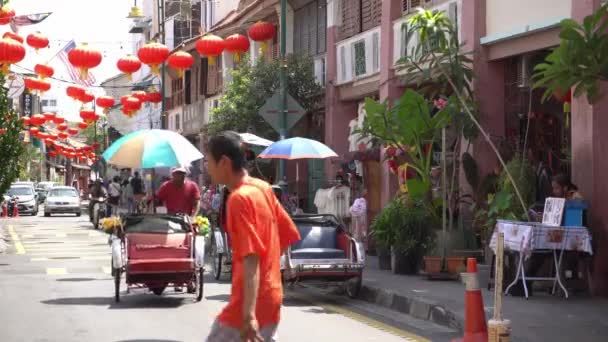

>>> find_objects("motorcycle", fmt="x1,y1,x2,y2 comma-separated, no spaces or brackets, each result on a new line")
90,196,108,230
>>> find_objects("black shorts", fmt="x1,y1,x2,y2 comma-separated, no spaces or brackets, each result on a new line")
108,196,120,205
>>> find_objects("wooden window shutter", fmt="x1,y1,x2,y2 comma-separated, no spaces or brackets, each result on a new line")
206,59,217,95
339,0,361,40
200,58,207,95
308,3,318,55
361,0,381,32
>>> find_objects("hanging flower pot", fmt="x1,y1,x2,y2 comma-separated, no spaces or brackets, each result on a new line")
67,42,102,80
224,34,250,63
0,37,25,73
0,6,15,25
195,34,225,66
167,51,194,77
34,64,54,79
248,21,275,54
116,55,142,80
137,42,169,75
26,32,49,52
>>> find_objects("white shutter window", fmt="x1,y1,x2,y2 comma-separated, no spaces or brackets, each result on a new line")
447,1,460,43
372,31,380,72
339,45,346,83
408,28,419,59
314,56,326,85
400,22,409,58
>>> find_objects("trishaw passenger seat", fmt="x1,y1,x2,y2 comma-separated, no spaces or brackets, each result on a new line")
290,224,347,260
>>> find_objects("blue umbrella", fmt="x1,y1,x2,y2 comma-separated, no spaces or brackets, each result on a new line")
257,137,338,160
102,129,204,168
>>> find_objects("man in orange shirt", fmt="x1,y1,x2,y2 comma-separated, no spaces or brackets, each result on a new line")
205,131,301,342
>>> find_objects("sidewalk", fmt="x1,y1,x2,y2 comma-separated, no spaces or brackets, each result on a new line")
360,256,608,342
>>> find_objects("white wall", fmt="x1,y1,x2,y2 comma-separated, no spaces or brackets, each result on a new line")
486,0,571,38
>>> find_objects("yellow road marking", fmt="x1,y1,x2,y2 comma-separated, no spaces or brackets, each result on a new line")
7,225,25,254
287,292,430,342
46,267,67,275
102,266,111,274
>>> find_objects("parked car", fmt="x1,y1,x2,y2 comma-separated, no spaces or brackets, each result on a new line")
6,185,39,216
37,181,58,191
44,186,81,217
12,181,39,204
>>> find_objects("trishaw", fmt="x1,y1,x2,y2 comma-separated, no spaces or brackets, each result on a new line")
109,214,205,302
282,214,365,298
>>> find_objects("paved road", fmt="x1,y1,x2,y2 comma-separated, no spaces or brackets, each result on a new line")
0,211,457,342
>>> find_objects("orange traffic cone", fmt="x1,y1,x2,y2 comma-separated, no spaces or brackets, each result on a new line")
12,204,19,218
453,258,488,342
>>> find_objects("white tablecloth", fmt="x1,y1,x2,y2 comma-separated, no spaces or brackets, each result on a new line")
490,220,593,258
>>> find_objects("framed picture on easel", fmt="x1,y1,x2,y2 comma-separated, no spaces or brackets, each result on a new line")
542,197,566,227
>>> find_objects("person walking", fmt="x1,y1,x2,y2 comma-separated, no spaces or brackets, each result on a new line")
205,131,301,342
108,177,122,216
130,171,146,213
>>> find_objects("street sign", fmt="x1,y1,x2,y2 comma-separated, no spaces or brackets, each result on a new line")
22,92,33,117
259,90,306,133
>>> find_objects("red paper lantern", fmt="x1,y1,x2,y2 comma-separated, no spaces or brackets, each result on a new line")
22,116,31,126
58,132,68,139
79,90,95,103
0,38,26,72
49,151,57,158
131,91,147,103
34,64,54,79
43,112,55,121
66,85,85,100
0,6,15,25
96,96,115,113
147,91,162,104
38,132,49,140
29,127,39,134
2,32,23,44
68,128,78,136
137,42,169,75
116,55,142,80
79,156,87,162
48,132,58,140
123,96,141,116
248,21,275,53
77,121,88,129
38,79,51,93
67,43,102,80
554,88,572,103
195,34,225,66
30,113,46,125
44,139,54,146
224,34,250,62
80,109,97,122
53,115,65,124
26,32,49,51
167,51,194,77
57,123,68,131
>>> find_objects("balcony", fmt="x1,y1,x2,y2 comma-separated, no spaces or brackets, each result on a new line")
181,100,205,137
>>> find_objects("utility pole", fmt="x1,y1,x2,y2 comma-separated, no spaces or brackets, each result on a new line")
279,0,287,184
159,0,166,130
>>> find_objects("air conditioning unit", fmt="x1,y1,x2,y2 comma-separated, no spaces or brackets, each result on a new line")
517,54,532,89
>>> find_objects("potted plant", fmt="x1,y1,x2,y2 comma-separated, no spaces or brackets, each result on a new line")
369,202,396,270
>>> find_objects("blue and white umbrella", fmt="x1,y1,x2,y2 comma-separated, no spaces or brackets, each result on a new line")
258,137,338,160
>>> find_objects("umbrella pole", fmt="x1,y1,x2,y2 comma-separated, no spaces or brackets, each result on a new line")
151,168,156,214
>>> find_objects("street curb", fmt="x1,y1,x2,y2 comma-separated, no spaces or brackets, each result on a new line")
359,283,464,333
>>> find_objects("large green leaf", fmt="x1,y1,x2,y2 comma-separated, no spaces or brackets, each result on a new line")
406,178,430,202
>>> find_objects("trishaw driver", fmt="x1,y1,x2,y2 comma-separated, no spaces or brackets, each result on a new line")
155,166,201,218
205,131,301,342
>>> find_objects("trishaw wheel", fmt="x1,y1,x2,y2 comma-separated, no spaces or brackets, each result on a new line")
114,268,121,302
345,276,362,299
196,268,204,302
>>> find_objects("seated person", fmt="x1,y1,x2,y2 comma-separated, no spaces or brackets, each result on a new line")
529,173,583,221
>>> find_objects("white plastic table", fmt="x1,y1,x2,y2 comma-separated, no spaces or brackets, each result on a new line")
490,220,593,299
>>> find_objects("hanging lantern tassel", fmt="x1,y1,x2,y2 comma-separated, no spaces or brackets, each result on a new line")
151,64,160,75
259,41,268,55
79,68,88,80
208,56,215,66
234,52,240,63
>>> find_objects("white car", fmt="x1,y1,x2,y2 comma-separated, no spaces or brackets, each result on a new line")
44,186,81,217
6,185,39,216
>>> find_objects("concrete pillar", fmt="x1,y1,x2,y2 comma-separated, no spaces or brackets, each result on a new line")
378,0,403,206
325,0,357,177
571,0,608,296
462,0,506,177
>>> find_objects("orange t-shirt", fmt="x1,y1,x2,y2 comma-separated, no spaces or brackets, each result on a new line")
218,177,301,329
